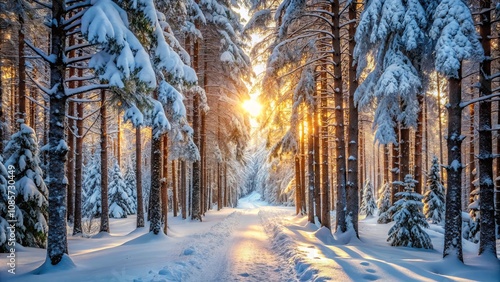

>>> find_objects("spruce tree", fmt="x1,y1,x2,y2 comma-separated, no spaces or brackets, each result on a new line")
3,124,48,248
423,156,445,224
360,180,377,217
108,159,133,218
83,152,102,219
387,174,432,249
377,181,392,224
123,158,137,214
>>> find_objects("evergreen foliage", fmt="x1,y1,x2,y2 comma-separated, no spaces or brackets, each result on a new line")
467,185,480,243
2,124,48,248
423,156,445,224
377,182,392,224
123,158,137,214
108,159,134,218
360,180,377,217
387,174,432,249
83,152,102,219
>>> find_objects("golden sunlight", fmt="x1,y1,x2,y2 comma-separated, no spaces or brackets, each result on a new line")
242,98,262,118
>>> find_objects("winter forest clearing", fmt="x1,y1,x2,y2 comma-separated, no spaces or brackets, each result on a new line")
1,0,500,281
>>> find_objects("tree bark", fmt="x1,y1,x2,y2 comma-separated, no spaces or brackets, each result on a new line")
443,71,463,262
468,103,475,212
320,65,330,229
300,121,306,214
46,0,69,264
477,0,496,256
400,127,410,190
391,127,400,204
100,89,109,233
414,94,424,194
73,92,83,235
162,135,169,234
181,160,187,219
149,128,163,234
172,160,178,217
18,13,26,125
308,106,315,223
295,154,301,215
136,127,144,228
346,0,359,237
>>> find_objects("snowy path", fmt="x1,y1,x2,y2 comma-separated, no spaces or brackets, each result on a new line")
216,208,294,282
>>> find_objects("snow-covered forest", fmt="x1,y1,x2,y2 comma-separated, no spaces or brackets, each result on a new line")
0,0,499,281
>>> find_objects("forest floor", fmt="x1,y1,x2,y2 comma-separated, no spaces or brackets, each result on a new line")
1,192,499,282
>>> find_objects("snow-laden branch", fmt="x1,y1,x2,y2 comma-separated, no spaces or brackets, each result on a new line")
65,1,91,15
65,84,109,97
460,92,500,108
27,72,55,96
26,95,49,111
66,75,97,82
66,54,93,65
24,40,54,63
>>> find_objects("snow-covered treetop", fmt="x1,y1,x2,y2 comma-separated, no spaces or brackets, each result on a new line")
429,0,483,78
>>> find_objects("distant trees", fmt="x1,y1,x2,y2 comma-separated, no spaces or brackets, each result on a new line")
360,180,376,217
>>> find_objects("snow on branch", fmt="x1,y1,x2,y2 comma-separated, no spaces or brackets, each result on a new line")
65,84,110,97
24,40,53,64
460,92,500,108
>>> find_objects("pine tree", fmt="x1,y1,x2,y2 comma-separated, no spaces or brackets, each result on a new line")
377,182,392,224
3,124,48,248
423,156,445,224
360,180,377,217
387,174,432,249
83,152,101,219
108,159,133,218
467,185,480,243
123,158,137,214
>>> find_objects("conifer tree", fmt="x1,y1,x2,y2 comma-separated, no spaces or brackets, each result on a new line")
467,186,480,243
423,156,445,224
3,124,48,248
360,180,377,217
377,182,392,224
108,159,133,218
83,152,102,219
387,174,432,249
123,158,137,214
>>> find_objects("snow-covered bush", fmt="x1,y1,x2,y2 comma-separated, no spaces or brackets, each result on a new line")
360,180,377,217
123,158,137,214
387,174,432,249
377,182,392,224
423,156,445,224
3,124,48,248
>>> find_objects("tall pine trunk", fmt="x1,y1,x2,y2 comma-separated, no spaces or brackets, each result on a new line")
150,129,163,234
100,89,109,233
443,71,463,262
295,154,302,215
320,65,330,229
308,106,315,223
414,94,424,194
468,103,475,212
162,135,169,234
300,121,307,214
172,160,178,217
73,92,84,235
46,0,69,264
346,0,359,236
477,0,496,256
136,127,145,227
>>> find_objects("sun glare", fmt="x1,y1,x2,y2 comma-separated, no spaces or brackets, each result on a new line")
242,99,262,118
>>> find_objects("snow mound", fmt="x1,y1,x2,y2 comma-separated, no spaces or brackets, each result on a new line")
122,231,169,245
31,255,76,275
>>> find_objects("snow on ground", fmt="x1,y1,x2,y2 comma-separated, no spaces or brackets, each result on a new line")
1,191,499,281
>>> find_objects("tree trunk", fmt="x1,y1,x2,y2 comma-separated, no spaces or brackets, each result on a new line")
300,121,307,214
224,163,228,207
46,0,69,264
201,111,206,214
414,94,424,194
100,89,109,233
73,92,83,235
67,97,75,224
136,127,145,228
391,127,400,204
162,135,169,234
436,73,445,181
172,160,178,217
383,145,389,184
400,127,410,190
117,111,121,167
443,71,463,262
320,65,330,229
477,0,496,256
217,162,222,210
346,0,359,237
295,154,301,215
314,96,321,223
0,27,3,153
468,104,475,212
181,160,187,219
308,106,315,223
149,128,163,234
18,14,26,125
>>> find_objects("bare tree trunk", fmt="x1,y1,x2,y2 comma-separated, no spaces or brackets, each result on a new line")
391,127,400,205
400,127,410,189
224,163,228,207
477,0,496,256
295,154,301,215
443,70,463,262
383,145,389,184
300,121,306,214
436,73,445,181
149,128,163,234
162,135,169,234
320,64,330,229
117,111,121,167
308,106,315,223
181,161,187,219
217,162,222,210
18,14,26,125
468,104,475,212
73,92,84,235
136,127,145,228
201,111,206,215
314,97,321,223
414,94,424,194
346,0,359,236
67,96,75,224
172,160,178,217
100,89,109,233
